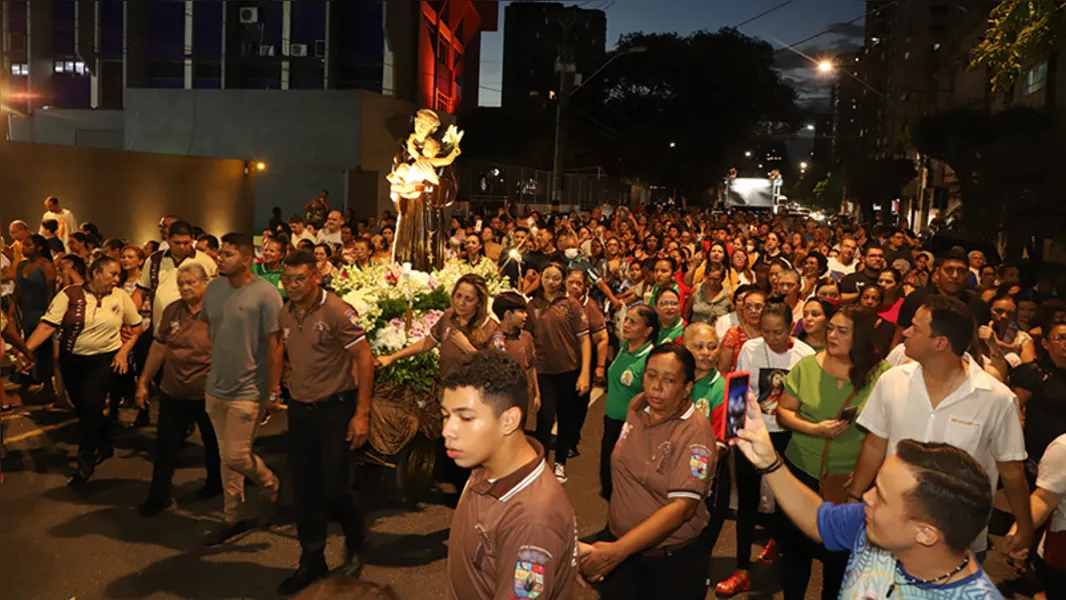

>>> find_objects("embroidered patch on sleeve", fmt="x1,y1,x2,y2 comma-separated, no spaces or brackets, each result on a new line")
513,545,550,599
689,445,712,480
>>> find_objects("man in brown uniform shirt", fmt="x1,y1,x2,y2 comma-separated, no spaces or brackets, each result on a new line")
272,251,375,596
490,291,540,429
442,352,578,600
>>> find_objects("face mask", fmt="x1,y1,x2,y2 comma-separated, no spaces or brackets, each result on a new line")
564,248,579,260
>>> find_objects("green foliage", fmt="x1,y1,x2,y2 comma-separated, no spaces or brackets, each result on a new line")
414,287,452,313
811,176,845,213
911,107,1066,258
970,0,1062,91
376,352,439,395
376,298,411,327
583,28,800,199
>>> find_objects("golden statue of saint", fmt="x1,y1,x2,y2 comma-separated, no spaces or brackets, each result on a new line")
388,109,462,271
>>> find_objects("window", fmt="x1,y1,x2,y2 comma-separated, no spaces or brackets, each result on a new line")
11,63,28,76
1024,61,1048,95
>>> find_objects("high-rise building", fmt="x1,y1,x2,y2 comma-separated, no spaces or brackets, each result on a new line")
501,2,606,111
1,0,498,114
1,1,499,227
830,52,864,166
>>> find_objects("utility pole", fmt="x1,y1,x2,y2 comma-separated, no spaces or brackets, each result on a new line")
550,52,575,210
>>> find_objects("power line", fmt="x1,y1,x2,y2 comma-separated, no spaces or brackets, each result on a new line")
735,1,796,29
772,0,901,53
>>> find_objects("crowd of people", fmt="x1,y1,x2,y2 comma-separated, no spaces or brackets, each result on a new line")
2,192,1066,599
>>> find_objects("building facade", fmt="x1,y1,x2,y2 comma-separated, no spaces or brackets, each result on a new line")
501,1,606,111
2,0,499,228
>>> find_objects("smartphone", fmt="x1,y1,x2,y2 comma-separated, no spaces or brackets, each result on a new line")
840,406,859,423
722,371,750,441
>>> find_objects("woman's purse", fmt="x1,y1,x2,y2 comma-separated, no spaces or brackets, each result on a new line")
818,389,858,504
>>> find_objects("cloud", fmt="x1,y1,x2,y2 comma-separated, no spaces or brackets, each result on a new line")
824,21,866,39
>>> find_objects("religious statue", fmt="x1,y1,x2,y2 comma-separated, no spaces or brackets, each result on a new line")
387,108,463,271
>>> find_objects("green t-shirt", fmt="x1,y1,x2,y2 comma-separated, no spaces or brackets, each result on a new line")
691,370,726,437
656,318,686,345
251,262,287,300
606,340,653,421
783,355,891,477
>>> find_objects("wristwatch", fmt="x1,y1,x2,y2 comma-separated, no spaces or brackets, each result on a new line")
269,392,279,403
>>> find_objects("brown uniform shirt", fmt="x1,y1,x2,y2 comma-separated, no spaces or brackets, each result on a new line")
155,300,212,399
492,329,537,404
447,438,578,600
525,295,589,375
582,296,607,335
430,308,499,377
609,397,716,551
279,289,367,403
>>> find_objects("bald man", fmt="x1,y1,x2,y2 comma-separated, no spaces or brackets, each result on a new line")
7,220,30,264
316,210,344,248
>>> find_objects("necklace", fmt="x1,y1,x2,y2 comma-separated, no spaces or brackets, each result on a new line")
886,553,970,597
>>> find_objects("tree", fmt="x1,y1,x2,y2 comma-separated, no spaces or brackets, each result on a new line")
911,107,1066,261
811,175,845,213
970,0,1064,91
842,158,916,222
578,28,800,202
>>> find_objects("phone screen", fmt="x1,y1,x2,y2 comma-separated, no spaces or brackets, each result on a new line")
724,373,750,440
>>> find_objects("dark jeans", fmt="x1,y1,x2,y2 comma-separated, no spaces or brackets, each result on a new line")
703,432,791,570
288,391,365,568
600,416,625,501
1037,556,1066,598
147,393,221,502
111,330,154,423
535,370,580,466
778,457,849,600
599,535,708,600
573,387,591,452
59,351,117,462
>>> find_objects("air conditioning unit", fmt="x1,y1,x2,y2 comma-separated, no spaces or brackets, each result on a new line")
289,43,308,57
258,45,275,57
239,7,259,24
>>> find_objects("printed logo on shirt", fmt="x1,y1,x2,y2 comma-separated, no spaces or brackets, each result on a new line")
689,445,712,481
693,397,711,419
313,320,330,333
169,320,181,336
111,304,120,314
492,332,506,352
282,327,291,341
513,545,550,599
344,308,360,327
620,369,635,386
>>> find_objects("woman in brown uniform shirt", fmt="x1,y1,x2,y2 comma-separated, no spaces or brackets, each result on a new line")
526,262,591,484
376,273,498,378
580,343,717,600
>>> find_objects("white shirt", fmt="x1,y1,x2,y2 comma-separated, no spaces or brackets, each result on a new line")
857,357,1026,551
735,337,815,432
316,228,342,247
715,311,739,341
1038,434,1066,558
291,230,315,248
40,208,78,250
826,256,857,280
0,252,12,297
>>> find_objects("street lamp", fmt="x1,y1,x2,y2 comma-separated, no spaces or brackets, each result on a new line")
551,45,648,206
806,124,815,131
744,150,752,158
800,161,809,170
817,60,835,73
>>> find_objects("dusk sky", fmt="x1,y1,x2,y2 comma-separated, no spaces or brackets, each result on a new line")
477,0,869,107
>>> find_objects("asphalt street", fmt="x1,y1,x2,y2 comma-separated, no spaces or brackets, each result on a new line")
0,388,1040,600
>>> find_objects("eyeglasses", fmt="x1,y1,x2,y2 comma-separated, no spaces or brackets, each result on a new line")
744,303,766,312
1050,334,1066,344
281,275,311,285
658,301,680,307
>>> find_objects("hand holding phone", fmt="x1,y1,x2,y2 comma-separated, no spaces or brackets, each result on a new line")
722,371,750,441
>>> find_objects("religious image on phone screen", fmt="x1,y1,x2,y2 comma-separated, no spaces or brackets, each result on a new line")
726,377,748,439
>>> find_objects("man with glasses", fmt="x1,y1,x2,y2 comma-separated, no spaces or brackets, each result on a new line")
271,251,373,594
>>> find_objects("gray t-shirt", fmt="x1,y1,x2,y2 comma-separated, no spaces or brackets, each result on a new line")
201,275,283,401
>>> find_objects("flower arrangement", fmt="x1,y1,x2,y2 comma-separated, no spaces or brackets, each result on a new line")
335,259,512,392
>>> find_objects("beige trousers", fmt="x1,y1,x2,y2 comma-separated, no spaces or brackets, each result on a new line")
205,395,279,524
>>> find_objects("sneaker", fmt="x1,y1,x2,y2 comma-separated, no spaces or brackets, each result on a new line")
553,463,568,483
754,539,779,565
715,571,752,596
259,412,271,427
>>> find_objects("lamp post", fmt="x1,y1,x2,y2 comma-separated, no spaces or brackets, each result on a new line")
550,46,647,209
